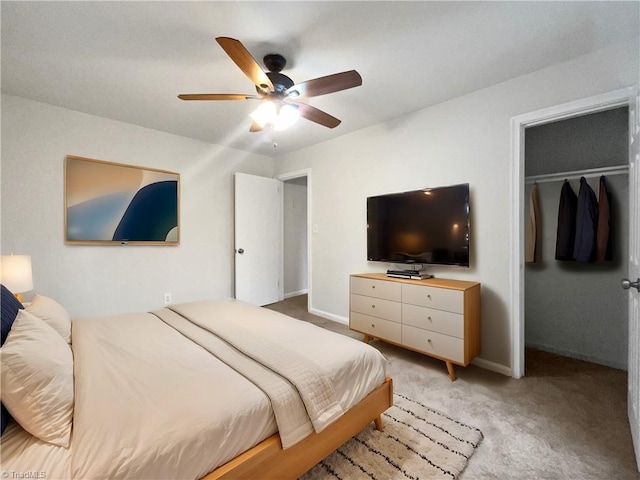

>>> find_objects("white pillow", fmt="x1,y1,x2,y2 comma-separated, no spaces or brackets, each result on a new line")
26,295,71,344
0,309,74,447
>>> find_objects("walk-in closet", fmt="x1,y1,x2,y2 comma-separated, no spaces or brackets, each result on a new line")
524,106,629,371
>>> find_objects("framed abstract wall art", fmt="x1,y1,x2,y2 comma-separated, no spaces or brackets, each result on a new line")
64,155,180,245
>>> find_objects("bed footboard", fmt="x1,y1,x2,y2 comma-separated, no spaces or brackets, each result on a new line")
202,377,393,480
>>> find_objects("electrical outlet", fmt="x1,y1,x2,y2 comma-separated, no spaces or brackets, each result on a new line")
163,293,172,306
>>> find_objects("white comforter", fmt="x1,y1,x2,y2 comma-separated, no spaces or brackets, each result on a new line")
1,300,387,480
157,300,371,447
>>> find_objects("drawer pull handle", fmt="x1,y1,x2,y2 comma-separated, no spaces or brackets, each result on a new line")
371,305,376,309
427,294,431,299
372,285,376,289
428,316,432,321
427,338,432,343
371,324,375,328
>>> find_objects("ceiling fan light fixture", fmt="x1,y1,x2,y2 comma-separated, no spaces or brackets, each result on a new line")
273,104,300,131
250,101,300,131
250,101,277,128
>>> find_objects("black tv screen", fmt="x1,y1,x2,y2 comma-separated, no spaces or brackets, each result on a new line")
367,183,470,267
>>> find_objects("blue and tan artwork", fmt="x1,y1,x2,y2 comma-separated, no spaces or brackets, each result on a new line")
65,156,179,244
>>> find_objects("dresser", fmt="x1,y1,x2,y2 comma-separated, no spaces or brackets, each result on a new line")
349,273,480,381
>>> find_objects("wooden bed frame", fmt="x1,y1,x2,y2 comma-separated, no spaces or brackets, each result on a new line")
202,377,393,480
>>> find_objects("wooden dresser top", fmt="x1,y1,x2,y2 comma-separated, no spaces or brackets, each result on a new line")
351,273,480,291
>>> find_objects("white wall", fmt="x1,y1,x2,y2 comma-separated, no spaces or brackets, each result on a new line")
1,94,274,318
275,41,639,371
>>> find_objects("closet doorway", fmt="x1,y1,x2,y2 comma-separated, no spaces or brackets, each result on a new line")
523,107,629,370
510,87,637,379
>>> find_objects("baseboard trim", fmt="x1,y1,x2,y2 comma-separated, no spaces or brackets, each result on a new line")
471,357,512,377
284,289,308,300
309,308,349,326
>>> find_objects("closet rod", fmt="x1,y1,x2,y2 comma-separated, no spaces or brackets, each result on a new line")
524,165,629,184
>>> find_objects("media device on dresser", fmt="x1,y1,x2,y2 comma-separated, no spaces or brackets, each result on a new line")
386,269,432,280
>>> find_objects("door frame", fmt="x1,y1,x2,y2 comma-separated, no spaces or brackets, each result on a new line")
276,168,312,312
509,87,636,378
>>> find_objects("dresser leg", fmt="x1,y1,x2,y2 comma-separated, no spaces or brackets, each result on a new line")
363,334,373,344
446,361,456,382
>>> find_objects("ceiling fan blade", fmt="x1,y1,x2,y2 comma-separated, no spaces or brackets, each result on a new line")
295,103,341,128
287,70,362,98
178,94,261,101
249,122,263,132
215,37,274,93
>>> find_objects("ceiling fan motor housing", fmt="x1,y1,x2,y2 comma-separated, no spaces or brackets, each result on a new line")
258,54,294,94
264,53,286,72
265,72,294,94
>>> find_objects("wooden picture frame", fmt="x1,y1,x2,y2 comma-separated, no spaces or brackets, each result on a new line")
64,155,180,245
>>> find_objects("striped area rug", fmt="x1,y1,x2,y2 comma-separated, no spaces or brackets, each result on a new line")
300,393,483,480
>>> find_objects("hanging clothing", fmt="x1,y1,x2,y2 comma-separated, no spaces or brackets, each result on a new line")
555,180,577,261
526,183,541,263
573,176,598,262
596,175,612,261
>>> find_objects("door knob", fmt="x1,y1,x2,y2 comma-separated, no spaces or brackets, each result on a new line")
237,248,244,254
621,278,640,292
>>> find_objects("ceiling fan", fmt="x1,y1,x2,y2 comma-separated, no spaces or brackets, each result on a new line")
178,37,362,132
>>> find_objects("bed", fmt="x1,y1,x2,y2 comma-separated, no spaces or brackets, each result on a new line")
0,288,392,480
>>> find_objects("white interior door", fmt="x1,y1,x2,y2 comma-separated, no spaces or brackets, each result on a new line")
234,173,282,306
627,92,640,470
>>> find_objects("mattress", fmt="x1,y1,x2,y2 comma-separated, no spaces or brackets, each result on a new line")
0,299,387,480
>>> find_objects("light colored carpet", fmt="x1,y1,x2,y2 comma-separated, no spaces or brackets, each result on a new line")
300,393,483,480
267,294,639,480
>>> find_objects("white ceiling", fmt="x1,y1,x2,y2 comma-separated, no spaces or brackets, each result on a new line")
2,1,638,157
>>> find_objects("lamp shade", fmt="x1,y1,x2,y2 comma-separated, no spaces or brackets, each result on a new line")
0,255,33,294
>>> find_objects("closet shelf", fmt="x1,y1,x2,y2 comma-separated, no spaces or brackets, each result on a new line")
524,165,628,184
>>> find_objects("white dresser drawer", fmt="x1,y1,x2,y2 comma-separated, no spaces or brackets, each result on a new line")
402,283,464,313
350,294,401,322
402,303,464,338
401,325,464,364
350,312,402,343
351,276,401,302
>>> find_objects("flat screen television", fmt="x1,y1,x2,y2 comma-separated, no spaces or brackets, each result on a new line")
367,183,470,267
